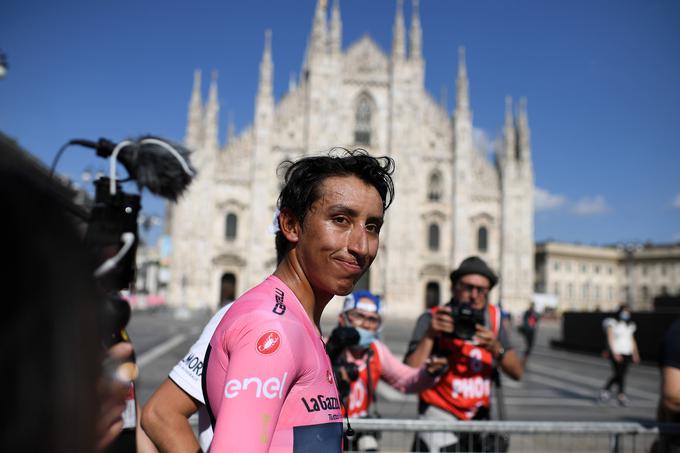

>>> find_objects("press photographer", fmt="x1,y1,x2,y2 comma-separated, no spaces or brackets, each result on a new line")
326,291,446,452
405,256,524,452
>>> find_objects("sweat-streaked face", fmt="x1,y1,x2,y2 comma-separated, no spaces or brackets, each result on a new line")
295,175,384,300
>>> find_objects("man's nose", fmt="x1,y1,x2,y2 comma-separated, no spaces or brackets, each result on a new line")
347,225,369,258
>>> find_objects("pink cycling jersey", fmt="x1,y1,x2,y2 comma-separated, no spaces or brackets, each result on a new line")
204,276,343,452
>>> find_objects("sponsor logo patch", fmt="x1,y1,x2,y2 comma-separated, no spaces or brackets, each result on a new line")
301,394,341,413
224,372,288,399
273,288,286,315
256,331,281,355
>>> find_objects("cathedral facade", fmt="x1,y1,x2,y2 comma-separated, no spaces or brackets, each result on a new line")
168,0,535,317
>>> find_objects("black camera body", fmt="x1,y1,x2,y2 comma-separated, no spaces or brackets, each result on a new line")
326,326,361,401
447,303,485,341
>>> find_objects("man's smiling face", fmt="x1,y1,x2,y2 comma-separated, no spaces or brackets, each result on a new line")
295,175,384,300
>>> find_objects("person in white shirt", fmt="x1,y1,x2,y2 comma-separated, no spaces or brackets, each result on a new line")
142,304,232,452
598,304,640,406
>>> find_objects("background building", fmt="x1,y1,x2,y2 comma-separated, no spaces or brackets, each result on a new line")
168,0,534,317
535,241,680,312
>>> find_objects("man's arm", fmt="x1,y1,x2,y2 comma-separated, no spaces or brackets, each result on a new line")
499,350,523,380
141,379,201,453
474,325,523,380
375,342,444,393
661,366,680,414
404,309,453,368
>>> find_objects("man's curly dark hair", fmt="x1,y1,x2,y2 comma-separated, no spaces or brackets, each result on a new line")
275,148,395,261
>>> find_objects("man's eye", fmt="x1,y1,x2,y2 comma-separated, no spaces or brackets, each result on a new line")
333,216,348,224
366,224,381,233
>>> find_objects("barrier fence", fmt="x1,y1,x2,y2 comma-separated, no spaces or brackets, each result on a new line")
341,418,680,453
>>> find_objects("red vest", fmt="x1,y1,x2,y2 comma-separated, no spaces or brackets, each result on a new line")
420,303,501,420
342,342,382,418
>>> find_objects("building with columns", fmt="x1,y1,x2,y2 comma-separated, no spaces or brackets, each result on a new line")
535,241,680,312
168,0,535,317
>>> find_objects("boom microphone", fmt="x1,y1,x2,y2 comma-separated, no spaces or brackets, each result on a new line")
55,135,196,201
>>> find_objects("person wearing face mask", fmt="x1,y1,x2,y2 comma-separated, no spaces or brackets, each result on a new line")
326,291,446,452
598,304,640,406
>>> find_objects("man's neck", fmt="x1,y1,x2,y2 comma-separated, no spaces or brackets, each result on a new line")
273,254,332,334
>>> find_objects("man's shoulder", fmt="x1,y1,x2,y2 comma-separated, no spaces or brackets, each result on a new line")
230,277,292,315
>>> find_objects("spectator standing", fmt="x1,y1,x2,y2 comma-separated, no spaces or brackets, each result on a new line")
598,304,640,406
520,302,540,359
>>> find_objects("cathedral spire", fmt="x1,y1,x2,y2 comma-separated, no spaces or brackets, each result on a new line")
185,69,203,147
502,96,516,162
258,29,273,100
310,0,328,58
455,46,470,112
329,0,342,54
517,97,531,160
392,0,406,61
409,0,422,61
226,111,235,146
204,70,220,150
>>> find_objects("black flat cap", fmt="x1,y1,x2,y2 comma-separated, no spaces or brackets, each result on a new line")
450,256,498,288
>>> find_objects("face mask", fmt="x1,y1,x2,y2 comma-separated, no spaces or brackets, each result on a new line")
354,326,378,349
620,312,630,321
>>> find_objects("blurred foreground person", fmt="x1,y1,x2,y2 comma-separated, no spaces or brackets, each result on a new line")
405,256,523,452
652,318,680,453
327,291,446,451
203,149,395,452
598,304,640,406
0,148,133,452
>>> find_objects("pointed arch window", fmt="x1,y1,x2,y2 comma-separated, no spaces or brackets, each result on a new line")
220,273,236,307
477,226,488,253
354,96,373,145
428,171,443,202
428,223,440,251
425,282,441,309
225,213,238,240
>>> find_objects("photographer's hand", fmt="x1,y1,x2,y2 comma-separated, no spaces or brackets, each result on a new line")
427,307,454,338
474,324,501,356
425,356,449,377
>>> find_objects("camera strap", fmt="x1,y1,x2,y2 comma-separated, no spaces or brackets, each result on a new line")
365,348,381,418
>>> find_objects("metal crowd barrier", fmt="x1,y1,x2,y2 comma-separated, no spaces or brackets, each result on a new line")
341,418,680,453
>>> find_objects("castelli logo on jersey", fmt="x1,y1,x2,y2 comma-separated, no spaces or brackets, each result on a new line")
256,331,281,355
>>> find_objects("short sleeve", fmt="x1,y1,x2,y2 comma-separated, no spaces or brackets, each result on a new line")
497,319,513,350
406,312,433,358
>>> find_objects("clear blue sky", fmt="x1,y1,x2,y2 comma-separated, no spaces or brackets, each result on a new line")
2,0,679,246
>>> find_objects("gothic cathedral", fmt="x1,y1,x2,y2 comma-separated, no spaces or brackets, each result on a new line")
168,0,534,317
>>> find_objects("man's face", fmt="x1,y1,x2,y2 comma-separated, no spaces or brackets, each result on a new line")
341,298,382,333
453,274,491,310
295,175,384,300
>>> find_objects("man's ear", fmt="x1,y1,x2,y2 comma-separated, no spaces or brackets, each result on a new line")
338,314,346,327
279,208,300,245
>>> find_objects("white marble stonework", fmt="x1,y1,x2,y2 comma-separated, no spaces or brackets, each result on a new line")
168,0,534,317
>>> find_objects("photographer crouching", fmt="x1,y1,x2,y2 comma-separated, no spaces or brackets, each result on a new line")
326,291,447,451
405,257,524,452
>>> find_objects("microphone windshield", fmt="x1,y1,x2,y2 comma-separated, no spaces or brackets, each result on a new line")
115,136,196,201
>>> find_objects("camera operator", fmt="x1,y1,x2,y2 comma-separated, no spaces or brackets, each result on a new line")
404,256,523,452
327,291,447,451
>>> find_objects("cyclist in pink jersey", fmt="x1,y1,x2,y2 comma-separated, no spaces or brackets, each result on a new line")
204,150,395,452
